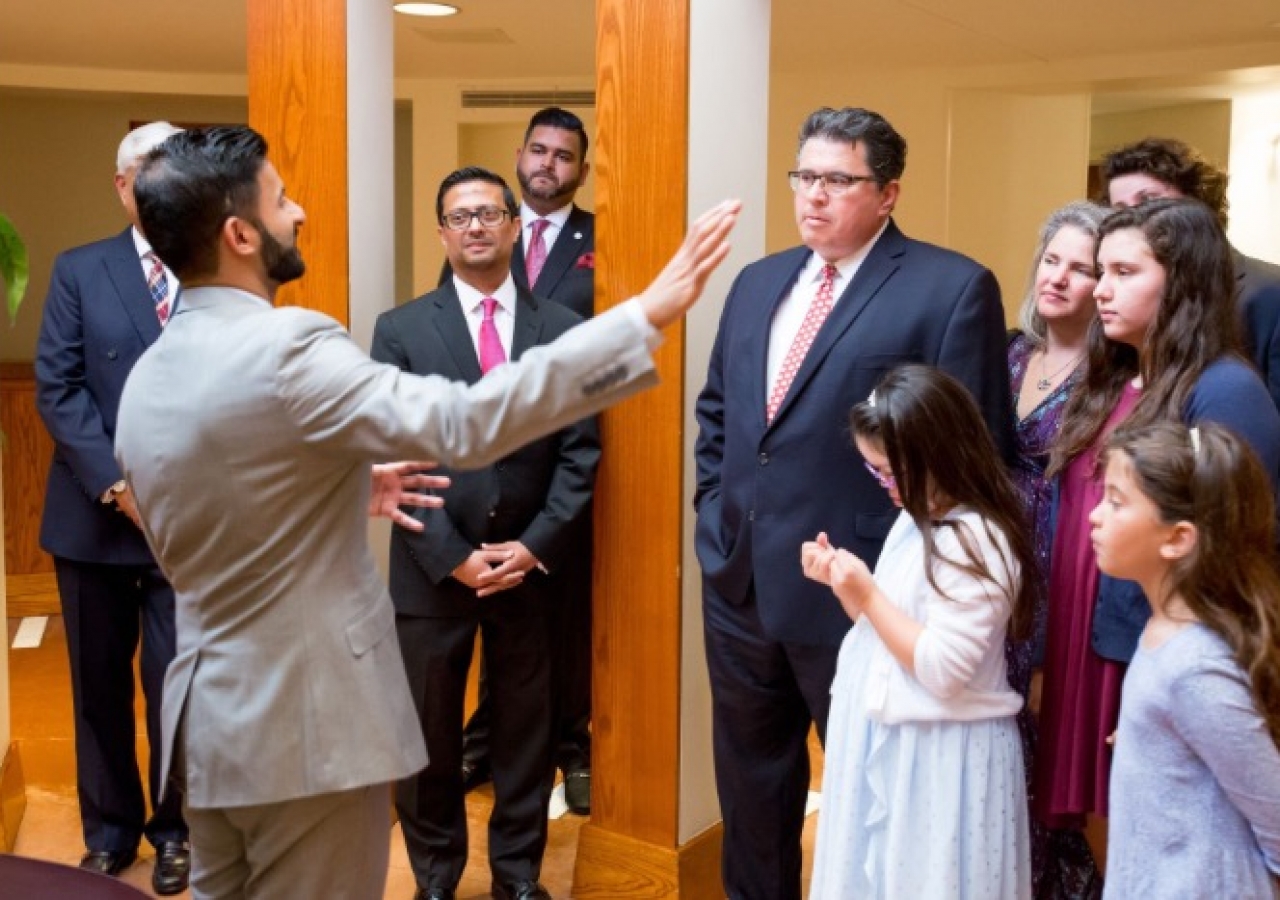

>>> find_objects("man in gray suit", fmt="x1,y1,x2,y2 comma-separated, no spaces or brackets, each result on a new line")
114,125,738,899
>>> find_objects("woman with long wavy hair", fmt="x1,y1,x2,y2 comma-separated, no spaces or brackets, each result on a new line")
1033,199,1280,872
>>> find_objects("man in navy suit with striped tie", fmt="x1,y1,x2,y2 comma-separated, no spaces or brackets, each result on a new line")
34,120,191,895
694,107,1013,900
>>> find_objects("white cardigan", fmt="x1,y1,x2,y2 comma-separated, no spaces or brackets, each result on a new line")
856,507,1024,724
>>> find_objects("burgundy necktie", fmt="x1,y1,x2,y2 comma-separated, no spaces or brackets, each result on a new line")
766,264,838,423
145,251,172,326
478,297,507,374
526,219,550,288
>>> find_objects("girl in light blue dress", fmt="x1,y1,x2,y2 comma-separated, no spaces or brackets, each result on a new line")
1092,422,1280,899
802,365,1035,899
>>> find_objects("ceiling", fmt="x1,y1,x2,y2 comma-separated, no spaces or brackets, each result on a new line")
1,0,1278,94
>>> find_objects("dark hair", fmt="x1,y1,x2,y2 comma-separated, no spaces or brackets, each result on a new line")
523,106,589,160
435,166,519,223
1106,421,1280,747
1099,137,1229,229
850,365,1036,639
797,107,907,186
133,126,268,280
1050,199,1241,473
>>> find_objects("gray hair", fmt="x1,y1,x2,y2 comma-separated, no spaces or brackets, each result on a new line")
1017,200,1111,346
796,107,907,186
116,121,183,175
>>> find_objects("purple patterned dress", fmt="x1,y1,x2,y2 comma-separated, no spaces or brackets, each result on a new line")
1007,333,1101,900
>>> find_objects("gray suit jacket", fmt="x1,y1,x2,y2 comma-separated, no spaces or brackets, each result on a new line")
114,285,656,809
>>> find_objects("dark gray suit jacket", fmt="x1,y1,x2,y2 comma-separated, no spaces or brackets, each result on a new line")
370,281,600,617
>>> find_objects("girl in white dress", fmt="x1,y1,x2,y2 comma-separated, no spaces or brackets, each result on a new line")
803,365,1035,899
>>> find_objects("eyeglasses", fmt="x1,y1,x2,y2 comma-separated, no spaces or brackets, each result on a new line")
863,460,896,491
788,170,877,196
441,206,511,231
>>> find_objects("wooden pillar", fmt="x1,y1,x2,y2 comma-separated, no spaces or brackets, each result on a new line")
247,0,350,325
574,0,714,895
577,1,771,896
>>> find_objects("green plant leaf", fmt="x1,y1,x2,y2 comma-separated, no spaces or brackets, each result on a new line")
0,213,30,326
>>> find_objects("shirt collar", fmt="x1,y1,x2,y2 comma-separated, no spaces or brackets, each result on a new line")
130,226,154,259
453,272,518,316
808,218,891,283
520,201,572,232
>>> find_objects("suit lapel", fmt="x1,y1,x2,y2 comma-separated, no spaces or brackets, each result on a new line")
747,248,810,432
428,283,484,383
531,206,592,294
510,288,544,361
104,230,163,346
768,222,906,429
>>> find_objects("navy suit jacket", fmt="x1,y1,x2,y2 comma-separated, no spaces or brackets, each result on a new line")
370,281,600,618
35,227,162,565
1236,249,1280,411
693,220,1013,646
441,205,595,320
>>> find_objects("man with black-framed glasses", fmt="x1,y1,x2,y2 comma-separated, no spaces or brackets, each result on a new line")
693,106,1013,900
372,166,596,900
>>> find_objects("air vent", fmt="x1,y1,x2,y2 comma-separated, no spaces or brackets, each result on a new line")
412,27,514,45
462,90,596,109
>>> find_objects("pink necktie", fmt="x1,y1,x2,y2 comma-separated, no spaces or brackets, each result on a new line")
766,264,838,423
145,251,172,326
478,297,507,374
526,219,550,288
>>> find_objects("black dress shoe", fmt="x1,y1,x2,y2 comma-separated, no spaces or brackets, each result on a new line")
414,888,456,900
492,880,552,900
79,849,137,877
563,767,591,815
462,757,492,792
151,840,191,896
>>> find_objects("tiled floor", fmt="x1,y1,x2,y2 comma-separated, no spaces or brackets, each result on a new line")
7,616,818,898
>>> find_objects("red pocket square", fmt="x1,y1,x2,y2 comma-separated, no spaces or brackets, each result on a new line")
575,252,595,270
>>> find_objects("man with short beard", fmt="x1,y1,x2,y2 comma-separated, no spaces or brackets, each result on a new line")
457,107,599,816
114,125,738,899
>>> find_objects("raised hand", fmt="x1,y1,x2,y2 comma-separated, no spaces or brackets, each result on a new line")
637,199,742,330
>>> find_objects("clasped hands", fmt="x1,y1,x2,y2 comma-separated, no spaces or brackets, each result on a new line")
452,541,539,598
801,531,875,617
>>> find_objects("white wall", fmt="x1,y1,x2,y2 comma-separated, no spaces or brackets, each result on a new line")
1090,100,1231,165
1228,92,1280,265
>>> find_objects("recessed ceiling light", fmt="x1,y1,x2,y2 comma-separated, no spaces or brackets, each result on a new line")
394,2,459,16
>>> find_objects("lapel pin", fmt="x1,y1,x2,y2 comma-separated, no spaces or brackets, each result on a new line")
574,232,582,240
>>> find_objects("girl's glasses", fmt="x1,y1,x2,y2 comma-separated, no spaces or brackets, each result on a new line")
863,460,896,491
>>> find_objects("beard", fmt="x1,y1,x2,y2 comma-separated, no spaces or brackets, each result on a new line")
517,165,581,206
258,222,306,285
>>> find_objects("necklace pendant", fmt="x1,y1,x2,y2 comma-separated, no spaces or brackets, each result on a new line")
1035,377,1051,390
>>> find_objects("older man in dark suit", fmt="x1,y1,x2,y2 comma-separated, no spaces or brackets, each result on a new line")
694,106,1013,900
373,166,597,900
1102,136,1280,409
34,120,190,895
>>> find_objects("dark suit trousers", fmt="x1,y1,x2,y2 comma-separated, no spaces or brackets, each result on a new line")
395,596,554,889
462,534,593,774
703,583,840,900
55,557,185,852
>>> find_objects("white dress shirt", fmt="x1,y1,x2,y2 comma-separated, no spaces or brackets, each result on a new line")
520,201,573,257
131,226,180,296
453,274,517,363
765,221,888,397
